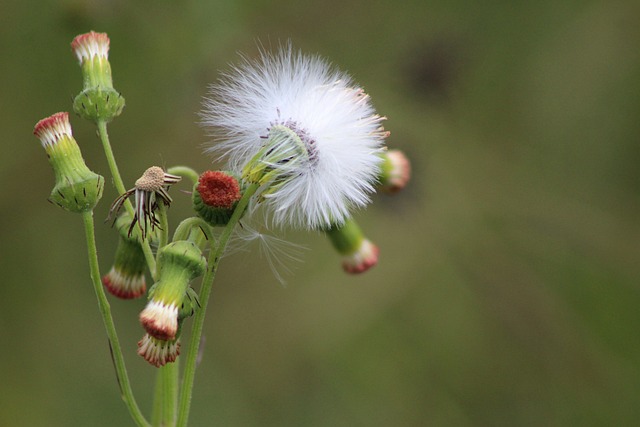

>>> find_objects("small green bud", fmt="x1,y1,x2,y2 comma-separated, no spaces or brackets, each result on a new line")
192,170,243,226
71,31,125,122
102,212,157,299
377,149,411,193
33,112,104,213
140,241,206,340
324,217,379,274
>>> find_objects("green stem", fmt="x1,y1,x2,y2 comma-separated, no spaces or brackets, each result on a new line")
82,211,151,427
97,120,157,279
167,166,200,186
152,362,179,427
150,201,178,427
176,183,259,427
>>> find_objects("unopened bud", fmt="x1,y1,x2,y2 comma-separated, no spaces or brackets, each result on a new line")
33,112,103,213
71,31,125,122
324,218,379,274
139,241,206,340
378,149,411,193
102,212,153,299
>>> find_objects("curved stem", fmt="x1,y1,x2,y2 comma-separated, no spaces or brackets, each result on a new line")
176,183,259,427
82,211,151,427
167,166,200,186
97,120,157,279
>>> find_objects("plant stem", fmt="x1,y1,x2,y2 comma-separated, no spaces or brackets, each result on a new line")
167,166,200,186
96,120,157,279
176,183,259,427
149,202,179,427
82,211,151,427
152,362,179,427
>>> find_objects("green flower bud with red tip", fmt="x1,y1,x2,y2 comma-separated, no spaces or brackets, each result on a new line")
33,112,104,213
71,31,125,123
139,241,206,340
137,334,181,367
377,149,411,194
102,212,154,299
324,217,379,274
137,288,200,367
192,170,243,226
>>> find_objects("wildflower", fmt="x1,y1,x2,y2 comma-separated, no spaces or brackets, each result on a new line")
378,149,411,193
71,31,125,122
102,212,152,299
33,112,104,213
139,241,206,340
324,217,379,274
202,45,388,230
192,170,243,226
109,166,181,239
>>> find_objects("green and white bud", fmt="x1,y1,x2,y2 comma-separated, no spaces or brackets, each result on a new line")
33,112,104,213
377,149,411,194
324,217,379,274
71,31,125,122
139,241,206,340
102,212,156,299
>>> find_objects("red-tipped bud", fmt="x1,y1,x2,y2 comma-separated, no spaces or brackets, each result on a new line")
139,300,179,341
324,218,379,274
341,239,379,274
137,334,180,367
378,149,411,193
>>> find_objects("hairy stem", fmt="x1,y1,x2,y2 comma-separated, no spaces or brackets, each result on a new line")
176,183,259,427
82,211,151,427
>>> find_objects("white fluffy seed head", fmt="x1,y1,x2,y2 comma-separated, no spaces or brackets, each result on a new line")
202,44,387,229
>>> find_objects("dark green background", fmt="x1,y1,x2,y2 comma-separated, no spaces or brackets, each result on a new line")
2,0,639,425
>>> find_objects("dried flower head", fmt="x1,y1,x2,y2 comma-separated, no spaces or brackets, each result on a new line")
109,166,181,239
202,45,388,229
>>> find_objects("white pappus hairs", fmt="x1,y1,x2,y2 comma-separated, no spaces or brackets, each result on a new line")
201,43,388,230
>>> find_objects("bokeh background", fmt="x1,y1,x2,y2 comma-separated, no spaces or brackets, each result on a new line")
1,0,639,425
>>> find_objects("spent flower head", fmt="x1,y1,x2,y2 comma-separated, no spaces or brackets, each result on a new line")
202,45,388,230
109,166,181,239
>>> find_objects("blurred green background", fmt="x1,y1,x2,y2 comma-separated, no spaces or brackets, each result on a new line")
2,0,639,425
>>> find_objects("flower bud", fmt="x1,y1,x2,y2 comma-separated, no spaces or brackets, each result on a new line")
71,31,125,122
137,334,180,367
139,241,206,340
324,218,379,274
33,112,104,213
102,212,153,299
378,149,411,193
192,170,243,226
